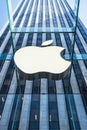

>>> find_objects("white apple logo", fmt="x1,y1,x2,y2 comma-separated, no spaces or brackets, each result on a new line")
14,40,71,80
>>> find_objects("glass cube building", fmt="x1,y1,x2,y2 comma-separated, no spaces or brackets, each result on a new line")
0,0,87,130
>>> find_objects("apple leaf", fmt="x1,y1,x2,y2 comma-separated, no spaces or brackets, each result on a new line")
41,40,53,47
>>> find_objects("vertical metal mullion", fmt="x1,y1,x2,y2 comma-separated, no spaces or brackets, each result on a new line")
48,80,60,130
6,0,13,31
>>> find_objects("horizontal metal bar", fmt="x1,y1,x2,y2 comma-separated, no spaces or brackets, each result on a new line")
0,54,87,61
0,54,13,61
64,54,87,60
12,27,75,33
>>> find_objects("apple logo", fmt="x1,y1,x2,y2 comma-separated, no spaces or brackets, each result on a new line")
14,40,71,80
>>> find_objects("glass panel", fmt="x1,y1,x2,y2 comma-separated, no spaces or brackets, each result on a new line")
5,0,80,33
0,1,87,130
0,94,87,130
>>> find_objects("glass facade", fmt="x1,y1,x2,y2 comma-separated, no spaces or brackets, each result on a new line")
0,0,87,130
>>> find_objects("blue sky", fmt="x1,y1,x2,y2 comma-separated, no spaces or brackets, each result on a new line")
0,0,19,30
0,0,87,31
68,0,87,28
0,0,8,30
79,0,87,28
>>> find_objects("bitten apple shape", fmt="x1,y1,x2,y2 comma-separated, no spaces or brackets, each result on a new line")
14,44,71,80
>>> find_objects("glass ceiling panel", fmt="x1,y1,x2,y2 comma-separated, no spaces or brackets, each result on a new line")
6,0,80,33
